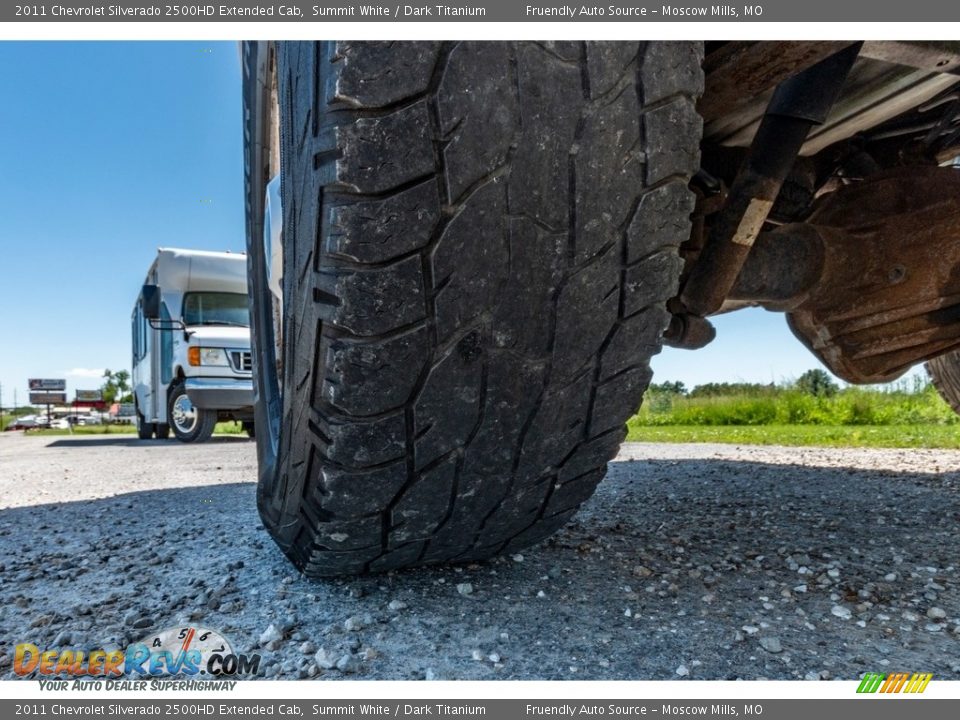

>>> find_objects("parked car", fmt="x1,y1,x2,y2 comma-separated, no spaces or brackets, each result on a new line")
6,415,50,430
4,415,39,430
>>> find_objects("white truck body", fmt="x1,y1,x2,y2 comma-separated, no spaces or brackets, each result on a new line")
131,248,253,439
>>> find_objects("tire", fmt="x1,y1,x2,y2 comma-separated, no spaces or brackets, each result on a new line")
926,350,960,415
243,421,256,439
167,382,216,443
247,41,703,576
136,410,153,440
155,423,171,440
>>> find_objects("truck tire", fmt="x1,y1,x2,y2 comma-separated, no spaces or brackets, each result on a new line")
926,350,960,415
155,423,171,440
247,41,703,576
136,410,153,440
167,382,216,443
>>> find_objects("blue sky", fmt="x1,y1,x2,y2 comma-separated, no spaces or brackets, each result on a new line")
0,41,919,409
650,310,926,389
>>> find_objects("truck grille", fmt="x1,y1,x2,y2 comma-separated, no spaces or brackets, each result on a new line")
230,350,252,372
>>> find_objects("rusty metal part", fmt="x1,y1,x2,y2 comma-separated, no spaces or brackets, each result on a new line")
663,313,717,350
729,224,825,309
729,166,960,384
680,44,863,319
700,42,856,123
706,56,960,158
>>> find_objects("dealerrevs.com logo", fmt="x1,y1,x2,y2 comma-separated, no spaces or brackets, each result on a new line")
14,626,261,683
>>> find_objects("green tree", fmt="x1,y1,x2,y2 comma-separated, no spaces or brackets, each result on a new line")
114,370,132,403
100,369,131,404
649,380,687,396
795,369,839,397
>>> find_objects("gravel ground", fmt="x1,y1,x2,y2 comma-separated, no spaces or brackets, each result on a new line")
1,432,959,681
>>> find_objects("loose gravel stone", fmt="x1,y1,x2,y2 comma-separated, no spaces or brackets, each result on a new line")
313,648,337,670
759,637,783,654
259,624,283,646
831,606,852,620
343,616,365,632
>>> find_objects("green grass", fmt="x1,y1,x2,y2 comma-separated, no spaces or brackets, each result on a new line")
635,384,957,427
627,380,960,448
625,423,960,449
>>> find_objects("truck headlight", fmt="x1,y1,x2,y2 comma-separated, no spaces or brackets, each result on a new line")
188,347,229,367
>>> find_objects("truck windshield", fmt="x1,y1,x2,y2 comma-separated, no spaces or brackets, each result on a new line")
182,292,250,327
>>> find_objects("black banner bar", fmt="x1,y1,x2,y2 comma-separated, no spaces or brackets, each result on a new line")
3,699,960,720
6,1,960,22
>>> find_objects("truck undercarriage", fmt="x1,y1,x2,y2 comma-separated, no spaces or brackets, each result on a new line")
671,41,960,384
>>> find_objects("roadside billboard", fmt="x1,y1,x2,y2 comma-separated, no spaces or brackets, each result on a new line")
75,389,103,402
29,392,67,405
28,378,66,391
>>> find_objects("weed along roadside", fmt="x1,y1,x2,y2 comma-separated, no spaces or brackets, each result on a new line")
628,375,960,448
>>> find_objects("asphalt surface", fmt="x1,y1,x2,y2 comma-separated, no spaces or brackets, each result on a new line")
1,432,958,681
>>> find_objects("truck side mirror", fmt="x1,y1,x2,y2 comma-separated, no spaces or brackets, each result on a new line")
142,285,161,320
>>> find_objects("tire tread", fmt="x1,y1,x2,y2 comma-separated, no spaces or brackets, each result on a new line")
261,41,703,576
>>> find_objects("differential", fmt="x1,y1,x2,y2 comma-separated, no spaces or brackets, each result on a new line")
728,165,960,384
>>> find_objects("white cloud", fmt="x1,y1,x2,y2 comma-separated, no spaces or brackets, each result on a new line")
64,368,106,379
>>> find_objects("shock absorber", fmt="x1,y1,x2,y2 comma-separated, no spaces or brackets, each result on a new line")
678,42,863,320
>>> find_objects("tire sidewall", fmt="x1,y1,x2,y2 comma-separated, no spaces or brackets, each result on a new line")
135,408,153,440
242,40,285,526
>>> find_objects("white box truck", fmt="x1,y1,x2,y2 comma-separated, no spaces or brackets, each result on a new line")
132,248,254,442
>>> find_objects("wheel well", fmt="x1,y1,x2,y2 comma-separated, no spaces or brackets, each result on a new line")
166,367,187,408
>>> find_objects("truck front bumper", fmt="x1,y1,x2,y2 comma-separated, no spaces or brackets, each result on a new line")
184,378,254,411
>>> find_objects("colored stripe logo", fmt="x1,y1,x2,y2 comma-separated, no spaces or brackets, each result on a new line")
857,672,932,694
